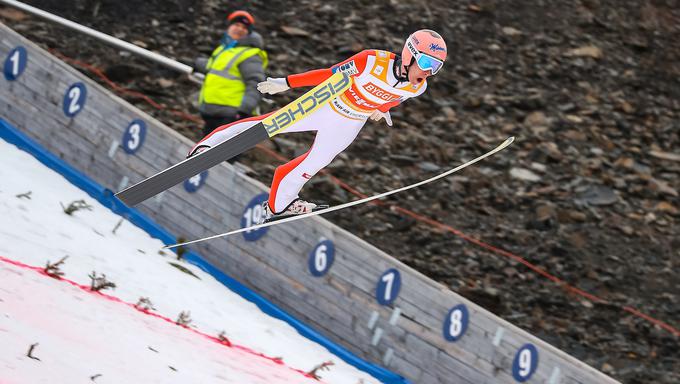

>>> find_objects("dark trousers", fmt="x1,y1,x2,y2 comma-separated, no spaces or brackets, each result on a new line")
200,113,251,163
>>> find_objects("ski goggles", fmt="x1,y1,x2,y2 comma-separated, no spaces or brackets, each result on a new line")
414,53,444,74
406,38,444,75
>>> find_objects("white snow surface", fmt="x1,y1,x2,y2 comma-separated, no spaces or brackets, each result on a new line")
0,138,379,384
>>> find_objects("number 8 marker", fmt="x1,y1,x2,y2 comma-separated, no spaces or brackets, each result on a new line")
443,304,469,342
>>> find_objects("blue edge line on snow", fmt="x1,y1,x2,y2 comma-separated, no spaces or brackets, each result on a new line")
0,118,408,384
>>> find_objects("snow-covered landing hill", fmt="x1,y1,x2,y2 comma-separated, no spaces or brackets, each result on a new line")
0,138,379,384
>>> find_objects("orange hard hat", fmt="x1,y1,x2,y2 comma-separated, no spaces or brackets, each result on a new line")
228,10,255,27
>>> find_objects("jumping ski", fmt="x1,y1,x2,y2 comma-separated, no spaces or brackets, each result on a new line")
114,72,351,207
164,136,514,249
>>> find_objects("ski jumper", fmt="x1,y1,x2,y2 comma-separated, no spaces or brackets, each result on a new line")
190,49,428,213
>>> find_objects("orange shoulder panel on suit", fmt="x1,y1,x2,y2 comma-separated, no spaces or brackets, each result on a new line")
286,50,372,88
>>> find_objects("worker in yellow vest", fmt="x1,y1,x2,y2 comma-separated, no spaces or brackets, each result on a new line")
195,11,268,138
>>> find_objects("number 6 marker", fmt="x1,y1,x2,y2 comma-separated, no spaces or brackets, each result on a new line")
308,240,335,277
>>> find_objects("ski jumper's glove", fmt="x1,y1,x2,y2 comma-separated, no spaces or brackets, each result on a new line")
257,77,290,94
369,110,393,126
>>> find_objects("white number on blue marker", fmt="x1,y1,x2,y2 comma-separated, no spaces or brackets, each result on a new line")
188,174,202,187
308,240,335,277
4,46,27,81
63,83,87,117
382,272,395,302
449,309,463,337
315,244,328,271
512,343,538,382
122,120,146,154
376,269,401,305
10,50,20,76
240,194,271,241
243,204,264,233
68,87,81,114
127,123,141,150
518,349,532,377
443,304,469,342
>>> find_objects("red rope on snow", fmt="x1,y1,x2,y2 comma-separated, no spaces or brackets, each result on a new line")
0,255,323,380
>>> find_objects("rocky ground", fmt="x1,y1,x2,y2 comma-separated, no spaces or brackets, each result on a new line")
1,1,678,383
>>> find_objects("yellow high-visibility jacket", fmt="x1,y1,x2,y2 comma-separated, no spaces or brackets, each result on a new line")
198,32,268,117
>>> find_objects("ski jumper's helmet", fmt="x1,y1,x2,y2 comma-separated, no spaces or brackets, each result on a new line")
401,29,447,75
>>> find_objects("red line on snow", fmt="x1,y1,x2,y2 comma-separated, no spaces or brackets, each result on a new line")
0,255,322,381
45,50,680,339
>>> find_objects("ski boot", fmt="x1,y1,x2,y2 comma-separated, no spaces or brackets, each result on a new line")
186,145,211,159
187,144,242,164
260,199,329,224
